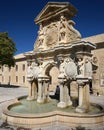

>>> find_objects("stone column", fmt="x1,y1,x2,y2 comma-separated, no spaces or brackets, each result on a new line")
27,81,34,100
64,85,72,106
37,79,44,103
57,74,72,108
37,75,50,103
76,76,90,113
31,82,37,100
57,76,67,108
43,80,51,102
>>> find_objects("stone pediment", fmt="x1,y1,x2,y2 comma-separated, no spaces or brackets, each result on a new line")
34,2,81,52
35,2,77,24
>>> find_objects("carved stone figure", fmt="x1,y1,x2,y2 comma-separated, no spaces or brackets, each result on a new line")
32,62,40,79
27,63,34,82
58,58,66,77
59,15,67,42
85,58,92,79
59,15,81,44
38,24,44,47
78,58,84,76
67,20,81,41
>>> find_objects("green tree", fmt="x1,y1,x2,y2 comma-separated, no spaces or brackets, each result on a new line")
0,32,17,67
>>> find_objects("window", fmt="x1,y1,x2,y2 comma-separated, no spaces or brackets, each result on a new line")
23,76,25,83
22,64,25,71
16,76,18,82
16,65,18,71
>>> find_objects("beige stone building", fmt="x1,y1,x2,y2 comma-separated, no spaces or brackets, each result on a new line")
83,34,104,95
0,34,104,95
0,53,28,87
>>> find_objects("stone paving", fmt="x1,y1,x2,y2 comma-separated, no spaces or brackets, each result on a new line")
0,86,104,130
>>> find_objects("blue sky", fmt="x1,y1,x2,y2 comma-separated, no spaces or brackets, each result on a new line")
0,0,104,55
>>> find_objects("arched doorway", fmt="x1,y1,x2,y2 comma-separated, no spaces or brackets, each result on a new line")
44,63,59,91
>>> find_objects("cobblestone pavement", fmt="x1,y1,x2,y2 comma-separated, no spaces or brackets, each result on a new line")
0,86,104,130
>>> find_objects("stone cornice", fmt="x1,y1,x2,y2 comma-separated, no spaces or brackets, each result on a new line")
35,2,77,24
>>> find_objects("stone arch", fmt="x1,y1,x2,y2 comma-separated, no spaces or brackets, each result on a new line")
43,62,59,90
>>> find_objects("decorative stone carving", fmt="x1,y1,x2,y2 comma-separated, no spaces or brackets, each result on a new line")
38,24,44,45
45,23,58,48
77,58,84,76
27,60,43,81
85,58,92,79
59,58,65,74
57,57,66,80
27,63,34,82
92,56,98,64
34,13,81,51
67,20,81,42
58,15,81,44
65,58,77,79
77,57,92,78
34,24,45,50
59,15,67,43
32,62,41,79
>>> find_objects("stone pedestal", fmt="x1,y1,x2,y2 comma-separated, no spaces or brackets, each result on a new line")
57,82,67,108
43,81,51,102
27,81,35,101
57,75,72,108
37,79,44,103
37,75,50,103
76,76,90,113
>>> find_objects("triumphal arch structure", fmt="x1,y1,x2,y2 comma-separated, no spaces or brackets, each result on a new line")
25,2,96,113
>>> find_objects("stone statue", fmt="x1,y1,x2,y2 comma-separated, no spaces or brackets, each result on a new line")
32,62,40,79
78,58,84,76
58,57,66,78
59,15,81,43
59,15,67,42
27,63,34,81
38,24,44,47
85,58,92,79
68,20,81,40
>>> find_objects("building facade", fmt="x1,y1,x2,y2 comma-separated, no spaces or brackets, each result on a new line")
0,53,28,87
0,34,104,95
83,34,104,95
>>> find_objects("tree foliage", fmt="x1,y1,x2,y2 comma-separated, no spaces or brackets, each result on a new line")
0,32,17,67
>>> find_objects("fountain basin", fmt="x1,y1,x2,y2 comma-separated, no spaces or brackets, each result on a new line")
2,96,104,129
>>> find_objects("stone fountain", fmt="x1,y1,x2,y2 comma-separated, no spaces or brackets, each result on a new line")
2,2,104,129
